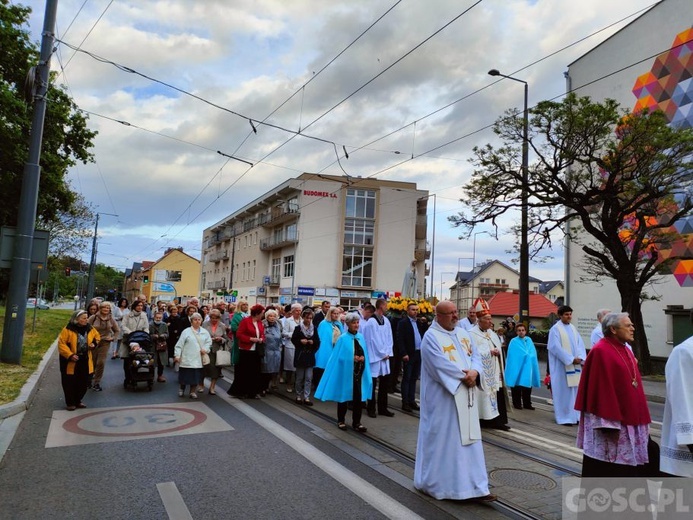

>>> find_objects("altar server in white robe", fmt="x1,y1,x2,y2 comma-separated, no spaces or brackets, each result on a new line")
547,305,586,425
661,334,693,477
362,298,395,417
414,300,496,502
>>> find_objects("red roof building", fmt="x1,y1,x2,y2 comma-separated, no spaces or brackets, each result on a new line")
486,291,558,321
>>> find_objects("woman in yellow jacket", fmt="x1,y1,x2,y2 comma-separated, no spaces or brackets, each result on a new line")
58,310,100,410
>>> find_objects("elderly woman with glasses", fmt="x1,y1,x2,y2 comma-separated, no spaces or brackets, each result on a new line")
201,309,229,395
58,310,100,410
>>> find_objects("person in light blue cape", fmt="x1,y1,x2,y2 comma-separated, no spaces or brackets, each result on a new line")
505,323,540,410
315,313,372,432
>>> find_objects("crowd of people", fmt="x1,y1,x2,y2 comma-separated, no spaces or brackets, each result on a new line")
56,293,693,505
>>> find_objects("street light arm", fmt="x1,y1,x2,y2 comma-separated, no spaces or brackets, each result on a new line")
488,69,527,86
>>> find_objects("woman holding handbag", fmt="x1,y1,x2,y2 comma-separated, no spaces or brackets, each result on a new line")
229,304,265,399
202,309,229,395
174,313,211,399
292,307,320,405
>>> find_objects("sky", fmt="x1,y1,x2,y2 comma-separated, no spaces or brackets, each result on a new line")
20,0,661,296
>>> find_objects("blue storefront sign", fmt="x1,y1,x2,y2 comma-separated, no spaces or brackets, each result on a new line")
297,286,315,296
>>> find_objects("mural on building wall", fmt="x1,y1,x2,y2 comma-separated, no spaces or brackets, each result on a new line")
629,26,693,287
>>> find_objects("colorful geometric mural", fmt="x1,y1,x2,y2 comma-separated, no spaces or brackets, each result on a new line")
632,27,693,287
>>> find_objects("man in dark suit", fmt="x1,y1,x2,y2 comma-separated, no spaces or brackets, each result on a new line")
397,302,428,412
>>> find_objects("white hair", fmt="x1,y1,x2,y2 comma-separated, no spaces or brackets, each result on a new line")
264,309,279,319
602,312,629,336
596,308,612,321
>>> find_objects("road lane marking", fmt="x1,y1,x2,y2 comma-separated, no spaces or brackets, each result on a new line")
157,482,193,520
219,392,425,520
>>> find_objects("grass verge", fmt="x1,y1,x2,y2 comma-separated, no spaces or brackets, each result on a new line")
0,307,72,405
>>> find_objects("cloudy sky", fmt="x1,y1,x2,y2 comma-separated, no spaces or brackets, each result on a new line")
22,0,659,295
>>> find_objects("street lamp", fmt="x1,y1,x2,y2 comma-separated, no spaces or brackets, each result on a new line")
439,271,454,300
488,69,529,328
456,256,473,312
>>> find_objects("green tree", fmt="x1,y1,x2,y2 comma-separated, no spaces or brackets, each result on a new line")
450,94,693,372
0,1,96,295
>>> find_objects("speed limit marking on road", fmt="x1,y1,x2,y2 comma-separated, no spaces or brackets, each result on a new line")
46,403,233,447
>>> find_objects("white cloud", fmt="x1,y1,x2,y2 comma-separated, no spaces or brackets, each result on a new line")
22,0,657,278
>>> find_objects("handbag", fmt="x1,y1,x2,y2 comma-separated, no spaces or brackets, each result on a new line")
216,349,231,367
201,352,211,365
256,342,266,357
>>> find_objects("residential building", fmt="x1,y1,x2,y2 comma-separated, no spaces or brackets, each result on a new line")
538,280,564,305
449,259,541,314
123,248,200,304
200,173,429,307
566,0,693,357
142,248,201,304
123,261,154,303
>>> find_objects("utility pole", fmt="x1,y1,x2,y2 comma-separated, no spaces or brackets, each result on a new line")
1,0,59,364
85,212,117,303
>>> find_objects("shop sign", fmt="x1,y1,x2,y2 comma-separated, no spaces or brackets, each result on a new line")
297,286,315,296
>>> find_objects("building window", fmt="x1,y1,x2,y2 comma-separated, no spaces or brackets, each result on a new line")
342,246,373,287
252,260,256,280
344,219,374,245
254,232,257,245
345,189,376,219
286,223,297,240
283,255,294,278
271,258,281,280
242,262,246,281
288,196,299,212
234,264,238,282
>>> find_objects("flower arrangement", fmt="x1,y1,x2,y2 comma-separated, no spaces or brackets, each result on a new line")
386,297,434,318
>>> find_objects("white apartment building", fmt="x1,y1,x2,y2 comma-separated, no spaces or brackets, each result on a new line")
201,173,429,308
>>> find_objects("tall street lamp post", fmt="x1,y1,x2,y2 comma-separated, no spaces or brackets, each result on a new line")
439,271,454,300
471,230,492,304
488,69,529,328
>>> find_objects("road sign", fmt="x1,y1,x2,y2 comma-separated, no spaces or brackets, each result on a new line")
154,282,175,293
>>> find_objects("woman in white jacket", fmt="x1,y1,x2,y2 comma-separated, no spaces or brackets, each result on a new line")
174,313,211,399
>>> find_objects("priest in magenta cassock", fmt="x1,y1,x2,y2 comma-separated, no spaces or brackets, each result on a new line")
547,305,586,425
575,312,656,477
414,300,496,502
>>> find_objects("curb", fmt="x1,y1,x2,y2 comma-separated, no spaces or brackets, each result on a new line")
0,338,58,420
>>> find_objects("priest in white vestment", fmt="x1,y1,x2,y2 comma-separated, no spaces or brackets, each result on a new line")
661,335,693,477
547,305,586,425
414,300,496,502
362,298,395,417
469,298,509,430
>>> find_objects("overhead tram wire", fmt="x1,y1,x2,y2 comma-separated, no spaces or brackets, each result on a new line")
244,0,486,166
310,2,659,175
133,25,674,259
228,0,404,158
100,2,657,258
55,0,115,76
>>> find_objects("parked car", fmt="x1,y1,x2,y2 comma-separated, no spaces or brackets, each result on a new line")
27,298,50,310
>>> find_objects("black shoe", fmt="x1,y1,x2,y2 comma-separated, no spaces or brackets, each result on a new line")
513,404,523,410
367,411,377,418
402,404,412,412
379,410,395,417
92,384,103,392
524,405,535,410
409,402,420,410
498,424,511,431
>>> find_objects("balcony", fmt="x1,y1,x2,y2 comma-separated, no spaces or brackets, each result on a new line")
268,275,281,286
414,248,431,261
415,215,427,240
205,280,226,290
209,250,229,263
260,205,300,228
260,231,298,251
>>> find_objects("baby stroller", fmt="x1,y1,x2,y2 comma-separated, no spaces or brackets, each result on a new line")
125,330,155,391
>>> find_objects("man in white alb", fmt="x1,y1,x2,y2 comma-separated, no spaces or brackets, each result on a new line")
414,300,495,502
590,308,611,347
362,298,395,418
547,305,586,425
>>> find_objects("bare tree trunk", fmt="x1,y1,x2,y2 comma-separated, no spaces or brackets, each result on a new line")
620,286,653,374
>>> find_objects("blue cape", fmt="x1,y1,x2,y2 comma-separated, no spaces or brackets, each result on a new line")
315,331,372,403
505,335,541,388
